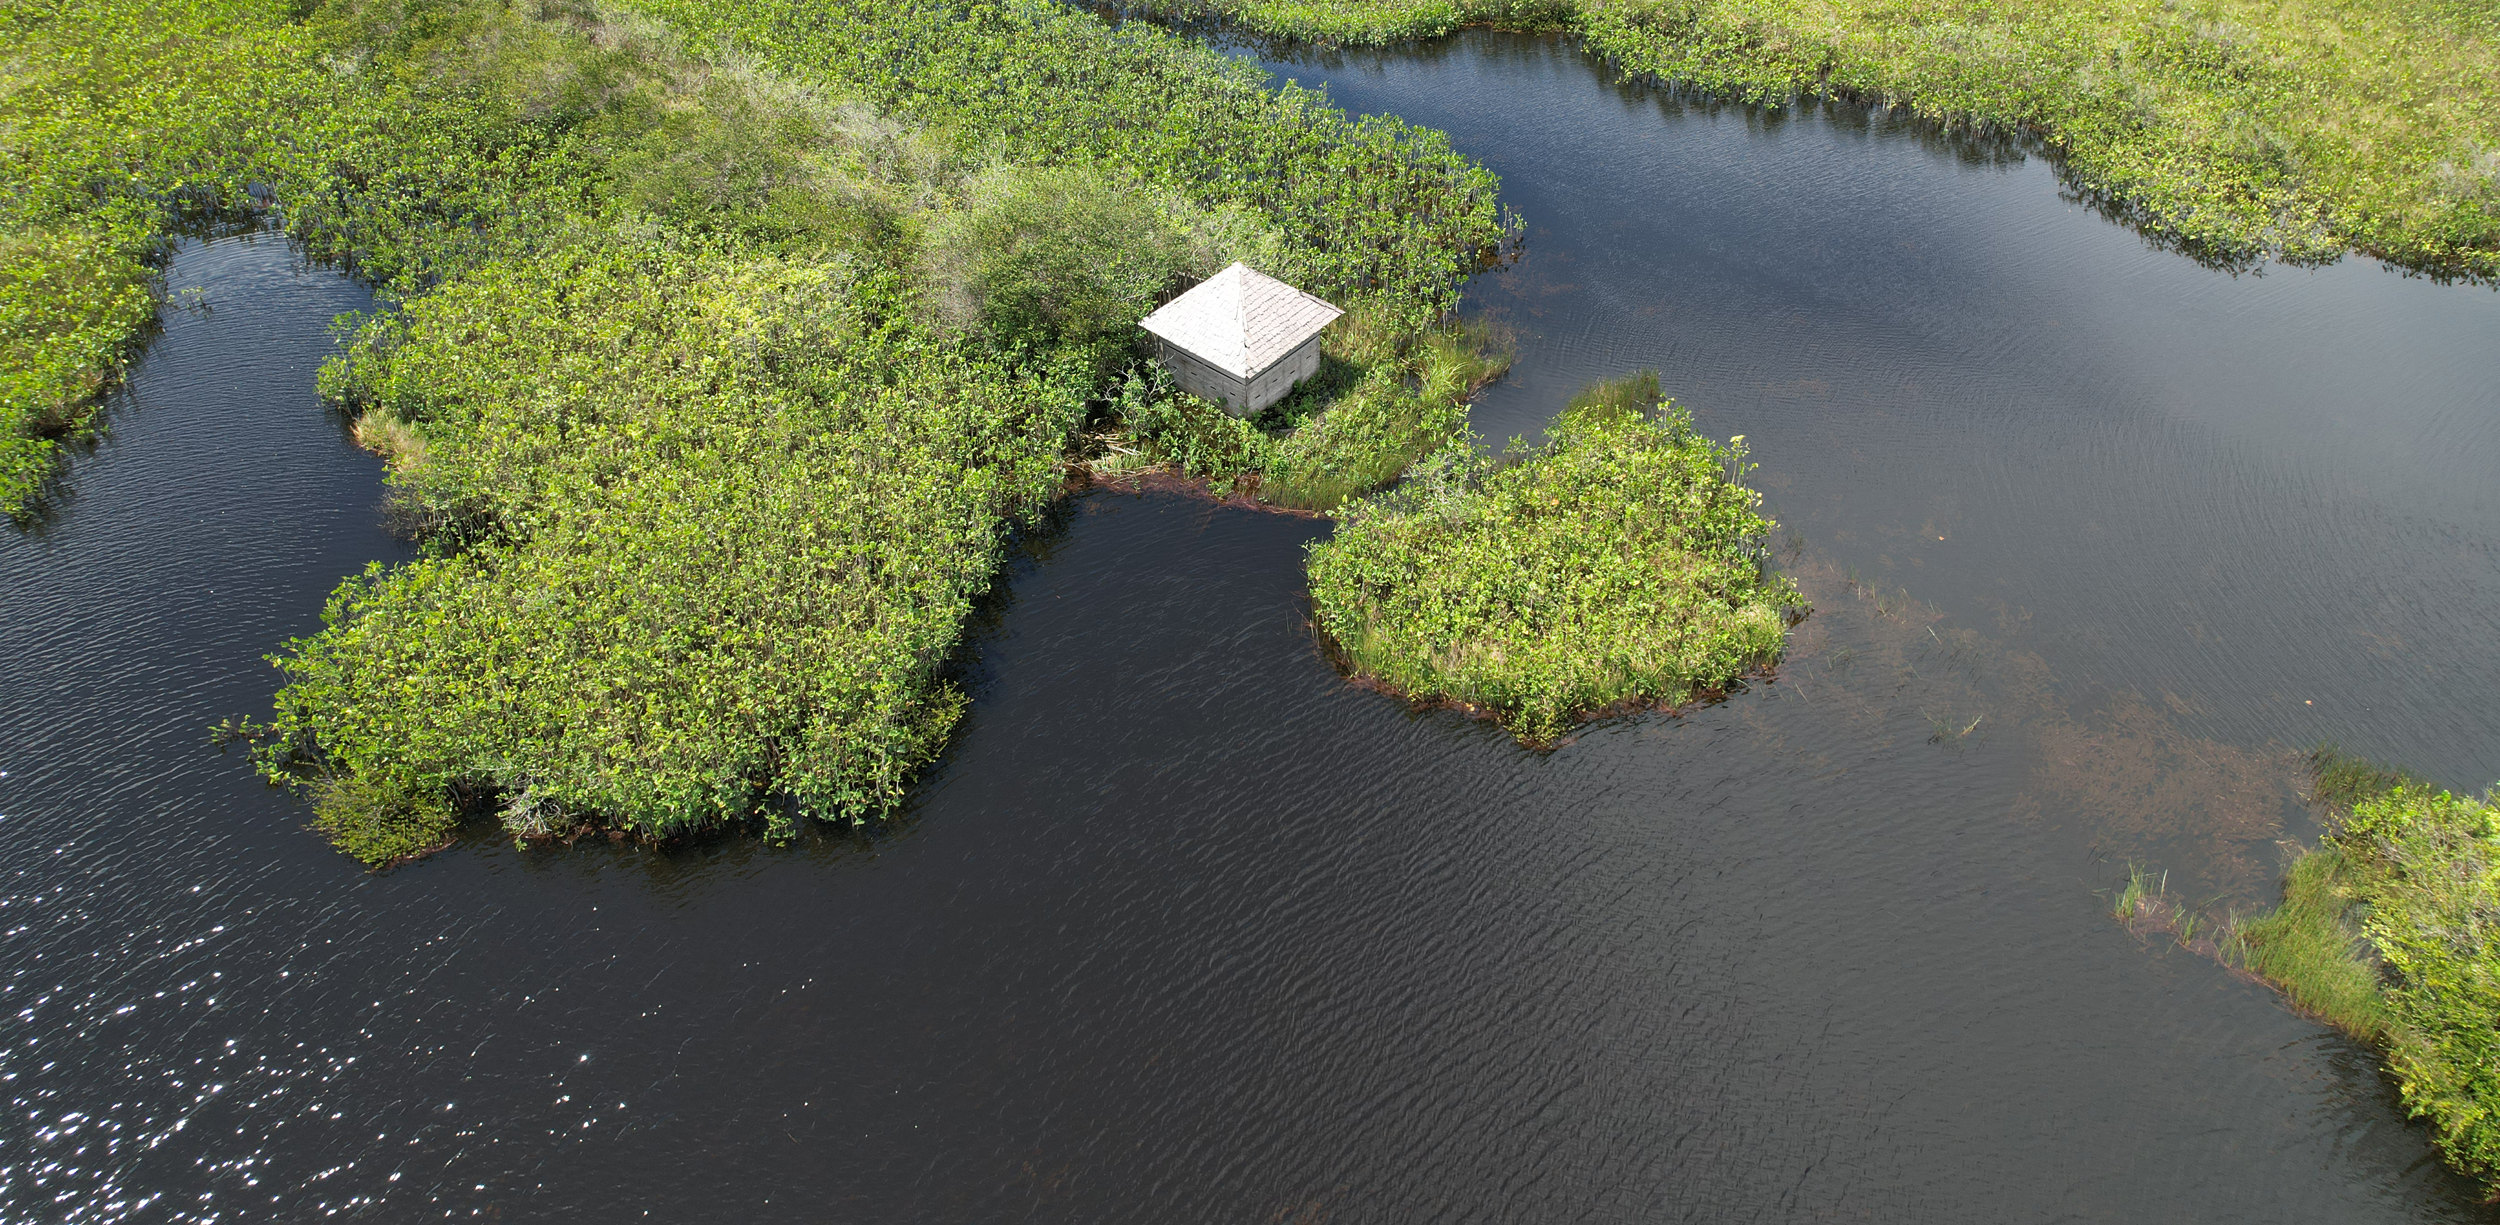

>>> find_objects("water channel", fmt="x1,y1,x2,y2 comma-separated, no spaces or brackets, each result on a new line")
5,29,2498,1223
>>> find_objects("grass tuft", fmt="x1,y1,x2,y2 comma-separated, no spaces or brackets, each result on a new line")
2228,846,2393,1044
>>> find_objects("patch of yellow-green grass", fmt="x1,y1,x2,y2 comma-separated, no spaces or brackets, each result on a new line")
2231,846,2394,1044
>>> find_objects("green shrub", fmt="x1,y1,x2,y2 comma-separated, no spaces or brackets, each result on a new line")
922,165,1194,349
2337,784,2500,1185
308,769,461,866
620,0,1515,316
2236,759,2500,1195
259,244,1092,845
1306,371,1799,742
19,0,1513,861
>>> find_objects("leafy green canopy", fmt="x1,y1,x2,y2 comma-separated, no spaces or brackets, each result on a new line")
1305,373,1800,743
1139,0,2500,280
616,0,1512,315
2333,783,2500,1189
0,0,340,515
271,247,1091,858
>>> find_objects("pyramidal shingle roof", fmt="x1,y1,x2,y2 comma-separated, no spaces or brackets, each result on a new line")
1139,263,1343,380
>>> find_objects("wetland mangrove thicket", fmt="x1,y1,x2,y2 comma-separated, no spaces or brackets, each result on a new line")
1139,0,2500,280
1306,373,1800,744
14,0,1805,866
10,0,1523,860
2216,753,2500,1195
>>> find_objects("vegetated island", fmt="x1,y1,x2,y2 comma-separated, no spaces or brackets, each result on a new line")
0,0,1512,520
1130,0,2500,282
2120,749,2500,1195
14,0,1794,864
1307,372,1801,744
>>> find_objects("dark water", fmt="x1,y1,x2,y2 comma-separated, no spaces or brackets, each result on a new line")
7,33,2500,1222
1309,36,2500,795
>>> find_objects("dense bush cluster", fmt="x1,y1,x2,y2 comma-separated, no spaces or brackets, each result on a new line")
270,249,1091,860
4,0,1528,859
1304,373,1800,743
2335,783,2500,1187
0,0,338,515
1142,0,2500,279
2229,756,2500,1194
626,0,1512,316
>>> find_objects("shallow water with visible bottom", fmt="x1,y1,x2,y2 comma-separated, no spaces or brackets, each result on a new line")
6,32,2500,1222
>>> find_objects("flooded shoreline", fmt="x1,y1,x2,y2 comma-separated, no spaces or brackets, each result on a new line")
5,31,2499,1221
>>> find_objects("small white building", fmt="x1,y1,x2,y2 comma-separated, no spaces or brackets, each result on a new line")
1139,262,1342,418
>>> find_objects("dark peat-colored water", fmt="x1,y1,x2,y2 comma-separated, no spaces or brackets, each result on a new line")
5,33,2498,1222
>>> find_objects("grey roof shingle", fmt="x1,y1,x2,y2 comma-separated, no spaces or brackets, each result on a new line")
1138,263,1343,380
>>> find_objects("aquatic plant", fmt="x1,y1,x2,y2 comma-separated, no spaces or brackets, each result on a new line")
2308,742,2427,808
1134,0,2500,282
2227,847,2392,1044
2109,863,2228,955
2223,749,2500,1194
0,227,162,513
15,0,1522,863
2,0,1514,518
2334,781,2500,1188
0,0,342,516
2111,863,2160,921
0,0,1513,861
261,245,1093,843
1107,307,1512,510
918,164,1217,381
1258,317,1511,510
1304,372,1801,743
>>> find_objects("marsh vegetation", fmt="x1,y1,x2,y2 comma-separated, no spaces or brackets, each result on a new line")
10,0,1528,860
1133,0,2500,280
1305,373,1799,744
2117,750,2500,1195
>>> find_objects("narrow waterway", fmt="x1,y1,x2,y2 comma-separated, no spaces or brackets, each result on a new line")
4,34,2497,1223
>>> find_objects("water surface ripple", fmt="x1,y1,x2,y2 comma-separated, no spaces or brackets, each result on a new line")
5,36,2499,1221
